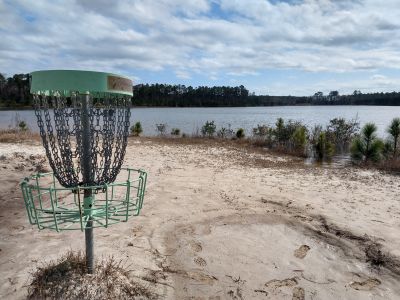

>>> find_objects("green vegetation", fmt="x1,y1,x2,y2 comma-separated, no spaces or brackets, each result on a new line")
171,128,180,136
382,141,394,160
201,121,216,137
275,118,285,145
292,126,307,153
351,123,384,163
18,120,28,131
217,125,234,139
252,124,270,138
236,128,245,139
387,118,400,156
0,73,30,108
326,118,360,152
181,117,400,170
314,132,335,160
270,119,309,155
130,122,143,137
132,84,400,107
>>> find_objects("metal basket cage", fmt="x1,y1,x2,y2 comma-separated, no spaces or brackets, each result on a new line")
20,168,147,232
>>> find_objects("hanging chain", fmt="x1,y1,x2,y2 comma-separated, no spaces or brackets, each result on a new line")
33,93,131,189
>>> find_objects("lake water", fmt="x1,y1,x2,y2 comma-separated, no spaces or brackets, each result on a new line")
0,106,398,138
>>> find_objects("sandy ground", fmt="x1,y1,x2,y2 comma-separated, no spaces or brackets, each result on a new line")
0,138,400,299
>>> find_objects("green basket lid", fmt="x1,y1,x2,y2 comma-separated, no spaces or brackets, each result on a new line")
30,70,133,97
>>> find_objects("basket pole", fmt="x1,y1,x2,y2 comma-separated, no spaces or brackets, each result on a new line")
81,92,94,274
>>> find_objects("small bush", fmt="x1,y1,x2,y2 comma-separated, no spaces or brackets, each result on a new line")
130,122,143,137
270,118,308,153
326,117,359,152
236,128,245,139
217,124,234,139
252,124,269,137
315,131,335,160
18,121,28,131
252,124,274,147
273,119,305,148
382,140,394,160
387,118,400,157
274,118,285,145
201,121,216,138
310,125,323,145
292,126,307,150
10,112,28,131
171,128,180,136
249,118,310,157
351,123,384,163
156,123,167,136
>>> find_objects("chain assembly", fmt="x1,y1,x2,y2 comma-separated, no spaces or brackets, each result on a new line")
33,93,131,188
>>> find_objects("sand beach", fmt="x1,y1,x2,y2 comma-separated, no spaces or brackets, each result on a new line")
0,138,399,299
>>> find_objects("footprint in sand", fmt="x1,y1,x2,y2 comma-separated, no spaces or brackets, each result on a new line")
292,287,305,300
293,215,313,222
194,257,207,267
265,277,298,289
181,225,195,235
187,271,217,284
294,245,310,259
189,240,203,252
201,225,212,235
350,278,381,291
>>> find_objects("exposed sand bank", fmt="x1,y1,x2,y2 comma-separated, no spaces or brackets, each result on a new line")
0,138,399,299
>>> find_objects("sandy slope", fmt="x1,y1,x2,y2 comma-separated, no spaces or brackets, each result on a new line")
0,138,399,299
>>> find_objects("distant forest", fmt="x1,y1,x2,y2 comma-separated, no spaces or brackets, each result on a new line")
1,73,400,108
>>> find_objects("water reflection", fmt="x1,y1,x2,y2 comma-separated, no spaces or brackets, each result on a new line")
305,153,351,168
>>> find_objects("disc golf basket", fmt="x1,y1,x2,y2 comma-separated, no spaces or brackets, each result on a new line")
20,70,147,274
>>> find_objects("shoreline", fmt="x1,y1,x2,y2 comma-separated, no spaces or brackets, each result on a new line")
0,133,395,174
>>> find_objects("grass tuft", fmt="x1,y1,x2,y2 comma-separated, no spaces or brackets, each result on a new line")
28,251,157,300
0,128,41,143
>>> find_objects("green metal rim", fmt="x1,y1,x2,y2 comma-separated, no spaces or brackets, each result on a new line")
30,70,133,97
20,168,147,232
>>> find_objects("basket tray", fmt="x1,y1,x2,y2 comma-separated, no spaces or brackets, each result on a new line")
20,168,147,231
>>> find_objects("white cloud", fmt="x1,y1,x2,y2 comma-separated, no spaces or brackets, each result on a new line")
253,74,400,96
1,0,400,93
175,69,191,79
371,74,387,81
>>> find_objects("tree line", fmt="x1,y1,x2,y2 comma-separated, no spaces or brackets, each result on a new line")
0,73,31,107
132,84,249,106
1,73,400,107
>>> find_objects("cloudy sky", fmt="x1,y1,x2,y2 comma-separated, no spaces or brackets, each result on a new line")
1,0,400,95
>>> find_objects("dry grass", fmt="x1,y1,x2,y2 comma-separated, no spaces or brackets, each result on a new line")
348,158,400,175
133,135,308,159
0,129,41,144
130,136,305,170
28,251,157,300
378,158,400,174
132,135,268,155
